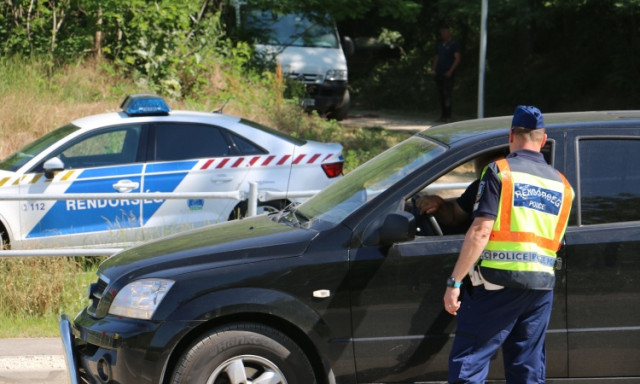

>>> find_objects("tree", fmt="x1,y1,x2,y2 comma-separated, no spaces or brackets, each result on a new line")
229,0,421,22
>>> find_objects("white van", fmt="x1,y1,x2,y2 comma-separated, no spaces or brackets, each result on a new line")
236,6,353,120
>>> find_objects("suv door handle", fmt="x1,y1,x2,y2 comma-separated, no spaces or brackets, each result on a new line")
113,180,140,193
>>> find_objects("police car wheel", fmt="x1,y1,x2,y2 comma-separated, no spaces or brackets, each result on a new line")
0,229,8,250
256,201,284,215
170,323,316,384
229,200,288,220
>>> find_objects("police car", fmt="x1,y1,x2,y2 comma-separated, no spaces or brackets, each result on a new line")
0,94,343,249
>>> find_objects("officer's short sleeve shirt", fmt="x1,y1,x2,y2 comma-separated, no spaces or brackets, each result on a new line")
456,179,480,215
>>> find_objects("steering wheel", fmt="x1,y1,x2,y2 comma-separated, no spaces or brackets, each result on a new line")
411,198,444,236
427,214,444,236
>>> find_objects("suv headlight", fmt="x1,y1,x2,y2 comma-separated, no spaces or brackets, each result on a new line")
326,69,347,81
109,279,174,320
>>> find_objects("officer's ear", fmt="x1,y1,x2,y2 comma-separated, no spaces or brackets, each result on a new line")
539,133,547,150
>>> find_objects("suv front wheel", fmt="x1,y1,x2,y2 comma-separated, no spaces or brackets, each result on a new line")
170,323,316,384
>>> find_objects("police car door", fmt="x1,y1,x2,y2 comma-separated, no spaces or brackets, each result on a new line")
141,123,244,238
19,125,144,248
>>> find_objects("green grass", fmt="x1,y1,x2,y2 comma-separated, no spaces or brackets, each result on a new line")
0,258,99,337
0,314,75,338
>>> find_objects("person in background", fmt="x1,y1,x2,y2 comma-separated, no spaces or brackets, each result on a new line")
432,25,461,123
443,105,574,383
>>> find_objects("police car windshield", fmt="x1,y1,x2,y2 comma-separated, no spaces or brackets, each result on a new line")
0,124,79,171
295,136,446,227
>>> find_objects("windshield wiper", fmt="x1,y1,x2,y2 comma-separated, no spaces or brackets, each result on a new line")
275,204,308,228
293,209,310,225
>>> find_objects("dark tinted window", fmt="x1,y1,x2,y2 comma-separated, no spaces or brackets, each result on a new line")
579,138,640,225
152,123,229,161
229,132,266,155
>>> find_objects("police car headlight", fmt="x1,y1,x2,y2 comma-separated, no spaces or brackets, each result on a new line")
109,279,174,320
326,69,347,81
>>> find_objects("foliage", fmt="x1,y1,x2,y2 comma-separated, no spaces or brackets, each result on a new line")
2,1,639,116
100,1,226,97
345,0,640,117
233,0,422,22
0,0,424,100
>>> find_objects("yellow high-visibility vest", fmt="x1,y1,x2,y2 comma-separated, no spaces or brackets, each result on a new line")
480,158,574,289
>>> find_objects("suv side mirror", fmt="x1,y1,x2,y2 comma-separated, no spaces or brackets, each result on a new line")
379,211,416,246
43,157,65,179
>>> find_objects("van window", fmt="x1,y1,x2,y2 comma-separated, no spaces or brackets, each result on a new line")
243,11,339,48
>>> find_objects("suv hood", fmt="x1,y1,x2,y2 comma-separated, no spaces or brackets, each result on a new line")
98,214,316,282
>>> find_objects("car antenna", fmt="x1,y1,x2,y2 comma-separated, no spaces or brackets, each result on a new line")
213,98,231,114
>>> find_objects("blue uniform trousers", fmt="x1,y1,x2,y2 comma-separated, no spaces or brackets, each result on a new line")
448,286,553,384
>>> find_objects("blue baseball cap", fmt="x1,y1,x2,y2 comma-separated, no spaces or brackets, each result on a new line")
511,105,545,129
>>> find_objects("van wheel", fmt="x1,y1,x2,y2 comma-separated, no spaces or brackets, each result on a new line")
329,89,350,121
170,323,316,384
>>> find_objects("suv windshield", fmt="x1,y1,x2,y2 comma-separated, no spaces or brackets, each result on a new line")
295,137,446,226
0,124,79,171
244,10,339,48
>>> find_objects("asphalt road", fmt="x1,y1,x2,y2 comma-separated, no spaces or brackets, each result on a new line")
0,338,67,384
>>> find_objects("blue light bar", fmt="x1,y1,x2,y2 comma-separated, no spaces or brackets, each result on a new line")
120,94,171,116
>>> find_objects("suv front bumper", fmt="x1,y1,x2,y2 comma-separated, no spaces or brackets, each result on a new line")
59,314,80,384
58,310,197,384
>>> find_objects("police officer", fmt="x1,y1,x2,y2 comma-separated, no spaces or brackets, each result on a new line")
443,105,574,383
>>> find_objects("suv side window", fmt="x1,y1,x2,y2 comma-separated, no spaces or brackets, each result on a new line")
409,142,553,236
578,138,640,225
151,123,229,161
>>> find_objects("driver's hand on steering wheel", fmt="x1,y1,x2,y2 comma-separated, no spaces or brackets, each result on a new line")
415,195,446,215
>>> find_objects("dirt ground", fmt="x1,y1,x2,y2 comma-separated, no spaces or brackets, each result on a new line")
340,109,436,132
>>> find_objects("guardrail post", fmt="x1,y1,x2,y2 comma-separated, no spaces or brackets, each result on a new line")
248,182,258,217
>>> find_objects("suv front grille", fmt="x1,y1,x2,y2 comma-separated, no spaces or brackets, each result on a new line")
284,72,323,84
87,277,108,316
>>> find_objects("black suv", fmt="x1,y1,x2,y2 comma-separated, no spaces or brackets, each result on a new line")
60,111,640,384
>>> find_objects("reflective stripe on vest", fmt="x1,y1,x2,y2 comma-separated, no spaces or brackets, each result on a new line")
482,158,573,278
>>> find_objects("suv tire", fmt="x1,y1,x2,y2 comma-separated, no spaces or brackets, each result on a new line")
170,323,316,384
